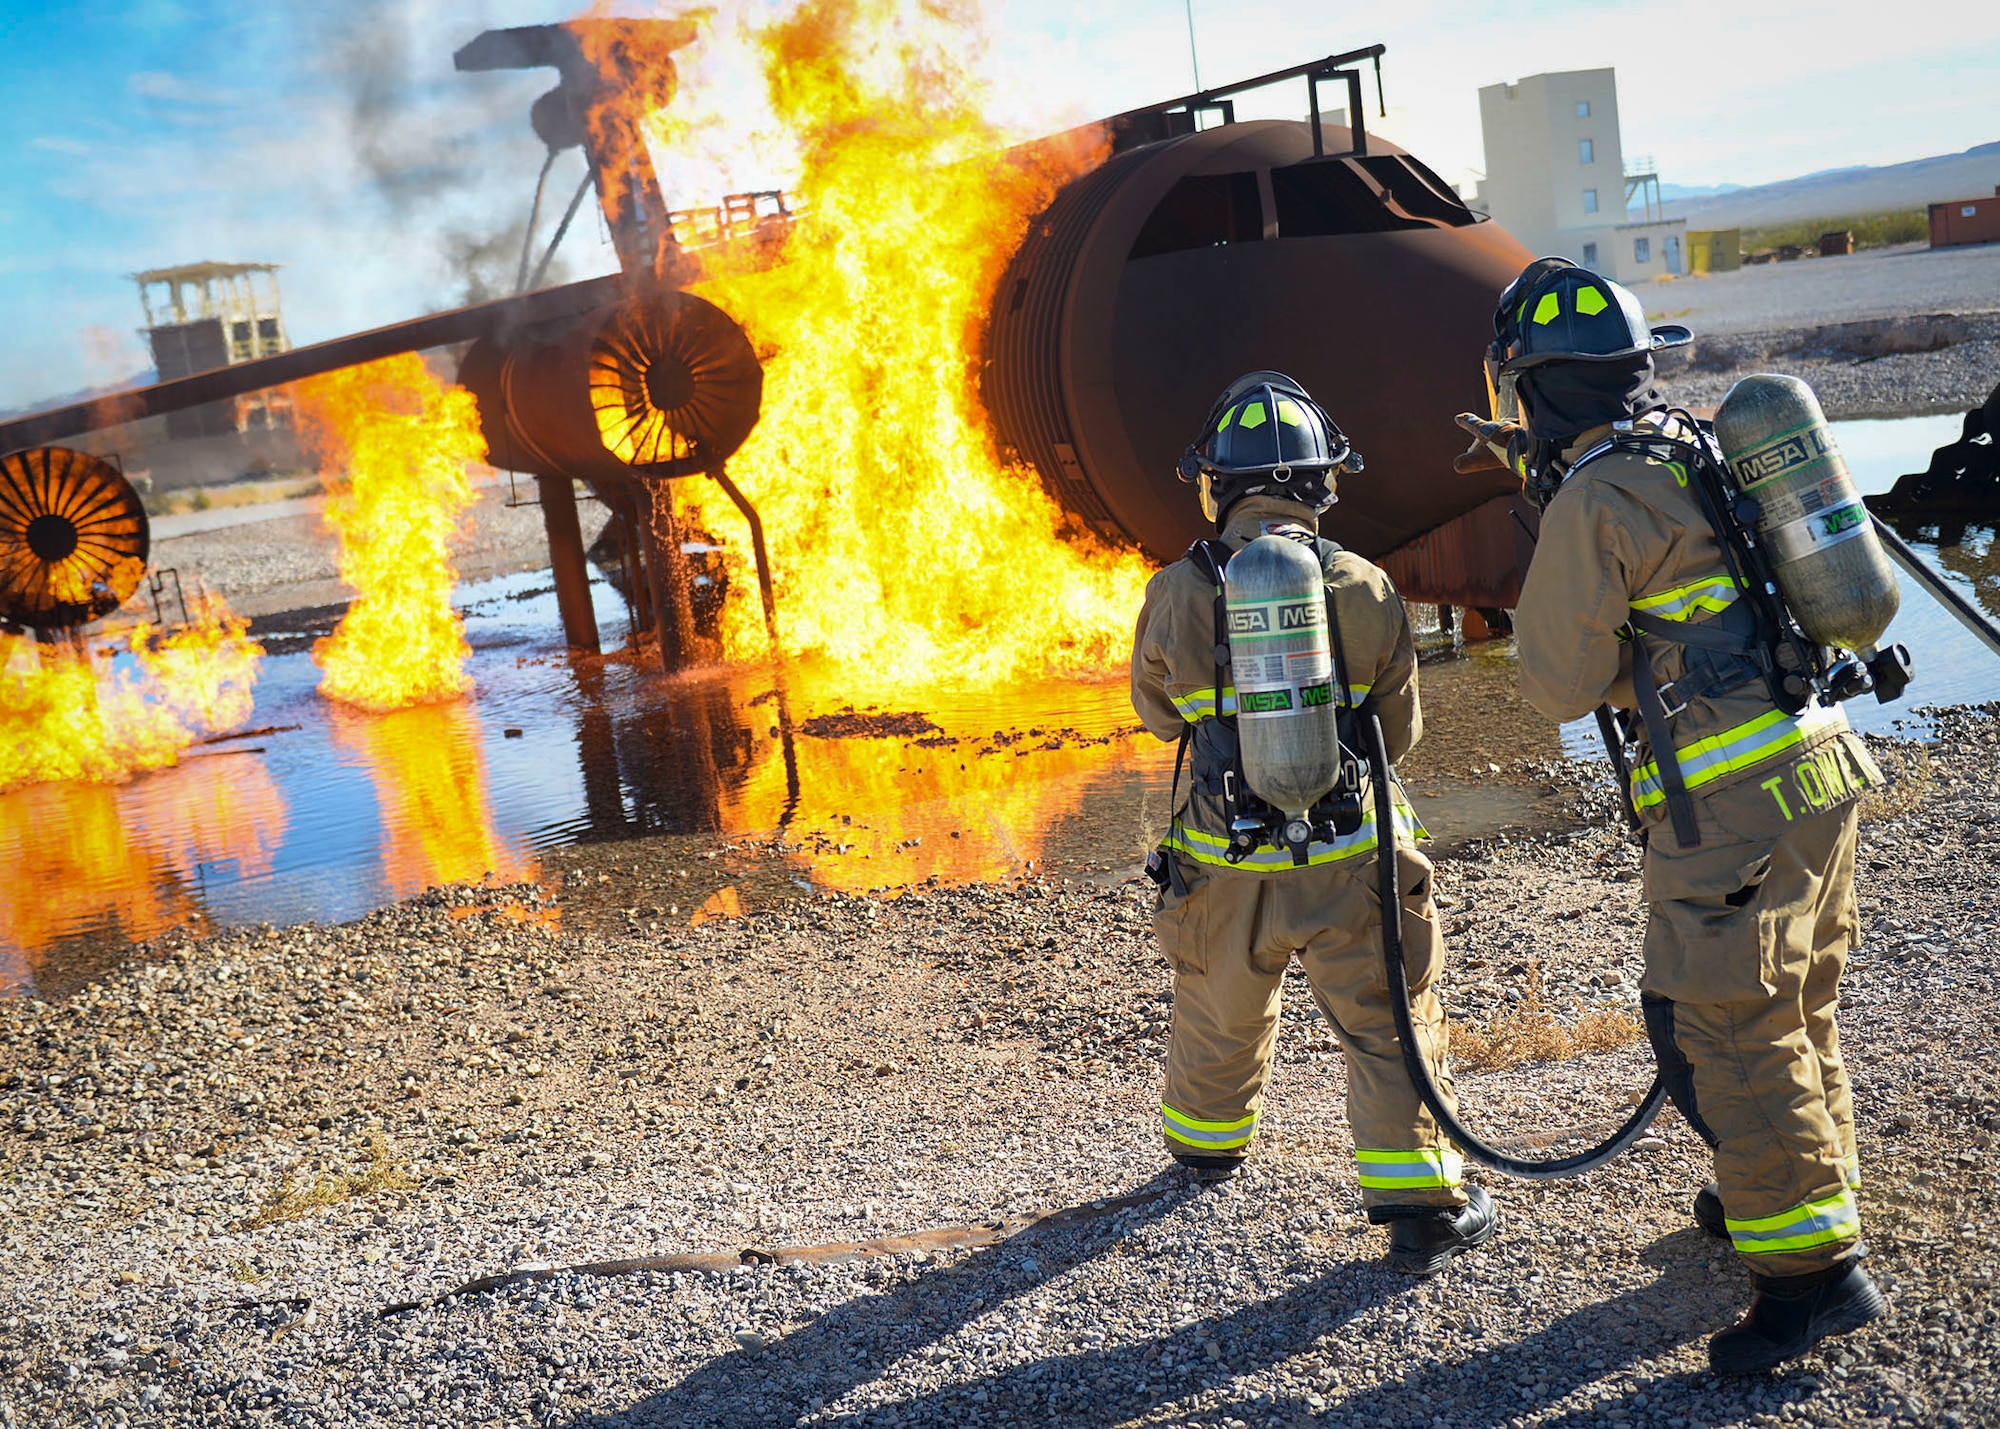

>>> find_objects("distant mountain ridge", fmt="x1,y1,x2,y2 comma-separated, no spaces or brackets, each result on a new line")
0,369,156,422
1663,142,2000,229
1658,181,1745,202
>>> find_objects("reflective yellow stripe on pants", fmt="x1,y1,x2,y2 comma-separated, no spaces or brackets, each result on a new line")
1725,1186,1861,1257
1162,1103,1258,1152
1630,706,1848,811
1355,1147,1465,1191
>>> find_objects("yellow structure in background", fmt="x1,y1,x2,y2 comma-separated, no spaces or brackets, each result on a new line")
133,261,293,435
1687,229,1742,274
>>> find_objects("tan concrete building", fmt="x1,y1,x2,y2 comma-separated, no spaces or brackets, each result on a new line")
1474,68,1685,283
133,262,293,439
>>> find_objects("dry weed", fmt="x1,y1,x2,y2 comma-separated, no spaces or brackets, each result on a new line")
1859,744,1936,823
1453,959,1644,1073
239,1132,410,1231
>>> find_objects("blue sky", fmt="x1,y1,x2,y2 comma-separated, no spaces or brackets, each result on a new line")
2,0,1996,411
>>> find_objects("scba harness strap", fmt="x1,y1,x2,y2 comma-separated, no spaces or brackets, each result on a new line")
1566,421,1818,849
1625,602,1766,848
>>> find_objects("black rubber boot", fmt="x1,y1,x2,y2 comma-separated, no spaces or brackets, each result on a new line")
1375,1186,1500,1276
1708,1258,1886,1374
1693,1182,1729,1239
1172,1153,1244,1185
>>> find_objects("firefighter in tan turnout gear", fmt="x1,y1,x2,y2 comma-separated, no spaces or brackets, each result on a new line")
1132,372,1498,1277
1461,260,1888,1372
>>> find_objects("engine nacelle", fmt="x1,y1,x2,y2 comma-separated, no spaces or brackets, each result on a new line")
458,285,762,487
985,119,1533,566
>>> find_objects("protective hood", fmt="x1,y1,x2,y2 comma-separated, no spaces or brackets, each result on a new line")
1517,352,1665,443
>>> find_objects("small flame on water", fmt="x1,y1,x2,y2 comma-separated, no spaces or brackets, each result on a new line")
0,593,263,794
293,354,488,712
730,709,1154,894
587,0,1154,690
331,701,528,901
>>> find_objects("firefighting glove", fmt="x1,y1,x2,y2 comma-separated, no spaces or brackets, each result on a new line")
1452,413,1530,480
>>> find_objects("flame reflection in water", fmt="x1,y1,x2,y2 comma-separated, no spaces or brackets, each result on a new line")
0,753,287,993
329,700,530,902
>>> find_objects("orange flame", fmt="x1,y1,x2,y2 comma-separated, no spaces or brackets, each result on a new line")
0,753,287,991
331,700,528,900
0,592,263,794
590,0,1152,690
292,353,487,712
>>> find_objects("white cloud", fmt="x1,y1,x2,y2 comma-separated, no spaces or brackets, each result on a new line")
128,70,202,102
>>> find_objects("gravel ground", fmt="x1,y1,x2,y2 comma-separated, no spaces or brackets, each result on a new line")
4,707,1996,1429
1658,314,2000,421
1640,243,2000,336
151,486,610,623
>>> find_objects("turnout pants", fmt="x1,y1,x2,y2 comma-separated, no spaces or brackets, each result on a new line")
1153,845,1466,1212
1643,801,1863,1277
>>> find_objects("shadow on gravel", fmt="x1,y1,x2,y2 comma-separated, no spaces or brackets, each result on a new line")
1525,1228,1877,1429
558,1172,1404,1429
1279,1229,1741,1428
564,1202,1789,1429
561,1171,1192,1428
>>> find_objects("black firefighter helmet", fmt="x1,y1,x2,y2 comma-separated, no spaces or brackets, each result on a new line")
1491,259,1692,372
1176,371,1361,524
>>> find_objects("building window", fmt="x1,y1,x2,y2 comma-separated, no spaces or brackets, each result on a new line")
1966,205,1980,217
1579,138,1594,165
1634,237,1652,263
1576,100,1591,118
1582,242,1599,267
1582,188,1599,214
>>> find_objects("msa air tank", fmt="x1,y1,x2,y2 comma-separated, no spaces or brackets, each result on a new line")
1713,374,1900,652
1223,533,1339,817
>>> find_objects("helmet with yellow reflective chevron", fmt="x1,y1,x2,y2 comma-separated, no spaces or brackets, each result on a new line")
1493,260,1691,371
1175,371,1361,524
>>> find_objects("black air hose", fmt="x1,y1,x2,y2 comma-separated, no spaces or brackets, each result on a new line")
1365,709,1669,1180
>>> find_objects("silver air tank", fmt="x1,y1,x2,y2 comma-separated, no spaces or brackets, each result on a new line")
1224,534,1340,820
1713,374,1900,652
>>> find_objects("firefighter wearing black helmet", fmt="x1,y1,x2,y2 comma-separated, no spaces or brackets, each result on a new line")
1459,261,1887,1372
1131,372,1498,1276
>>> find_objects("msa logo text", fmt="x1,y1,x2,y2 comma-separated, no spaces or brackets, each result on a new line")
1731,427,1832,489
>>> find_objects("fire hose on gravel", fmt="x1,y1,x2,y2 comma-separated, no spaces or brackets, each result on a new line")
375,1185,1180,1318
